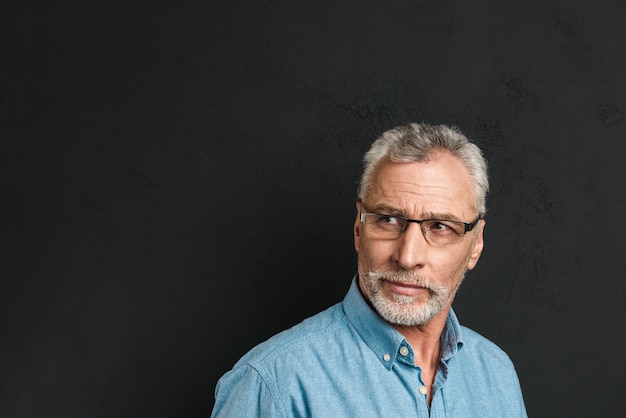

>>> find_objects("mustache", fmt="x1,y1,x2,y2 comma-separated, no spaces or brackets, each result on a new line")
366,270,444,294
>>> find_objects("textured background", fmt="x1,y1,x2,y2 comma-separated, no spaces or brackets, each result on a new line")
2,1,626,417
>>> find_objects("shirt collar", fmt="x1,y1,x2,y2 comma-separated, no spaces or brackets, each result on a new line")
440,306,464,361
342,276,464,369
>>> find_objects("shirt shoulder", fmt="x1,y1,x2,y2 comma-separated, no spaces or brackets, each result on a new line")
457,325,516,369
213,302,359,417
233,301,349,369
437,325,527,417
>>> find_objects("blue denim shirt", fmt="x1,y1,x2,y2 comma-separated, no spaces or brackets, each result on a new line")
212,278,527,417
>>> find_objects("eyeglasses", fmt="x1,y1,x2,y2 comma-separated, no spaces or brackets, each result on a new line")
359,210,481,246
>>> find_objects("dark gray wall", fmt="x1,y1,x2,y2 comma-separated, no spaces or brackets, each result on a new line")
2,1,625,417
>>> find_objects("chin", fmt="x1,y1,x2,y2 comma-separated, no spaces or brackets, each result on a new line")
370,291,443,326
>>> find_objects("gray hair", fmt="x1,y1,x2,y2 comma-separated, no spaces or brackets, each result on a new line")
357,123,489,216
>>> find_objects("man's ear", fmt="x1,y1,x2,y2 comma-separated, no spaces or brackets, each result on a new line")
466,219,485,270
354,201,362,252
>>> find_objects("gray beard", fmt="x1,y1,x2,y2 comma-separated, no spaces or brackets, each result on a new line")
360,269,463,326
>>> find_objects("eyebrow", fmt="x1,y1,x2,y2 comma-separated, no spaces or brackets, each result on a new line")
368,204,404,216
368,205,463,222
421,212,465,222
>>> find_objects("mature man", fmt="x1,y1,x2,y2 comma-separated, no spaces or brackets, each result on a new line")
211,123,527,417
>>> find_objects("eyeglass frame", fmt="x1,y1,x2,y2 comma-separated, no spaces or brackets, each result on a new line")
358,201,482,243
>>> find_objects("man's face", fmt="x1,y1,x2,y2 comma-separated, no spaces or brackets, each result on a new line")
354,151,485,326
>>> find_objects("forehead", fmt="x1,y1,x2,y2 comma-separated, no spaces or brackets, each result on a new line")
366,152,476,218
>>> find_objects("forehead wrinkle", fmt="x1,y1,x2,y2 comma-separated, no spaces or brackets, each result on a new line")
372,184,462,213
368,186,455,209
365,157,476,219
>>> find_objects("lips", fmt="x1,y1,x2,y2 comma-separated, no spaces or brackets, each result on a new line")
386,280,429,297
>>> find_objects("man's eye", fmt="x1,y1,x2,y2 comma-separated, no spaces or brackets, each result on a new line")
430,221,450,230
378,215,400,225
427,221,460,234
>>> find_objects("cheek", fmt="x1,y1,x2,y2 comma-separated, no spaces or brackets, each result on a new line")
431,249,471,283
358,240,393,270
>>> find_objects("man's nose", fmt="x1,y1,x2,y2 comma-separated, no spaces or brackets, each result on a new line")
393,222,428,270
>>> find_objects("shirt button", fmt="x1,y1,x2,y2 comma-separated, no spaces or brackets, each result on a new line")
419,385,428,395
383,354,391,361
399,346,409,356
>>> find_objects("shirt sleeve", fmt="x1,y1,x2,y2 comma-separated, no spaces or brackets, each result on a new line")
510,364,528,418
211,363,284,418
